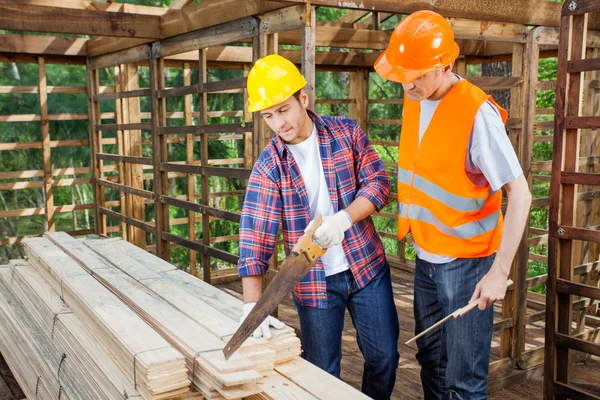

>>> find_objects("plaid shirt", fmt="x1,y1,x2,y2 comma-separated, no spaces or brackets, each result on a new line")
237,110,390,308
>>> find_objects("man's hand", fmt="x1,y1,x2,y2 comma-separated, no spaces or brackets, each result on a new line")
241,302,285,339
311,211,353,248
469,266,510,311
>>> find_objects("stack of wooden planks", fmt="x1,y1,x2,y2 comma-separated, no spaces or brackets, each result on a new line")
0,232,369,400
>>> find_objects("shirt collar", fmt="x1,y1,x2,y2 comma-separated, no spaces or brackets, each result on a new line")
273,109,329,159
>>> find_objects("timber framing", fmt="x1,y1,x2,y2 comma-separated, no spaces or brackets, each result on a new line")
1,0,600,396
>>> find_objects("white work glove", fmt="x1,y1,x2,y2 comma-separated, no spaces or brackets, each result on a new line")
241,302,285,339
310,210,353,249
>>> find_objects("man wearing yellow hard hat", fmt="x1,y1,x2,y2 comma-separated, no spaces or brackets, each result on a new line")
237,54,400,399
376,10,532,399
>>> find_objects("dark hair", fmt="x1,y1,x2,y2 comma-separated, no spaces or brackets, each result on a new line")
292,89,302,103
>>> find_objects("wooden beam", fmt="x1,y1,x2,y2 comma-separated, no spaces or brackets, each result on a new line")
0,34,86,56
160,0,284,39
38,57,54,232
302,5,316,110
267,0,564,27
168,0,193,10
0,2,161,38
16,0,168,15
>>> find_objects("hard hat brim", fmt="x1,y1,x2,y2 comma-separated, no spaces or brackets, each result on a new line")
374,42,460,84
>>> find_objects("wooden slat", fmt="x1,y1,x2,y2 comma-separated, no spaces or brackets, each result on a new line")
161,232,239,265
96,122,151,132
556,278,600,301
0,34,87,56
96,153,153,165
565,116,600,129
99,207,155,233
0,2,161,38
159,123,252,135
159,196,241,223
554,332,600,357
96,179,154,200
562,171,600,186
554,382,600,400
38,57,54,231
94,88,151,102
568,57,600,73
159,163,251,180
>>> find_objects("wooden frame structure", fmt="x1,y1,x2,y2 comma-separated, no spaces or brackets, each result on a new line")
0,0,599,392
545,1,600,399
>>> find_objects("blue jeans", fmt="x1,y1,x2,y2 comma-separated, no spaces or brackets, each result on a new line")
414,255,495,400
294,265,400,400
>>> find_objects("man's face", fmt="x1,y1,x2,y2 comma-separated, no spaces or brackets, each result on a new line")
260,90,310,145
402,69,445,102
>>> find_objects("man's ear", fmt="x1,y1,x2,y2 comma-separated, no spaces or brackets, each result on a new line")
299,89,309,109
442,63,454,76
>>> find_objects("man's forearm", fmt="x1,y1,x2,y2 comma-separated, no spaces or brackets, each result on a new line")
345,196,377,224
242,275,264,302
493,175,532,276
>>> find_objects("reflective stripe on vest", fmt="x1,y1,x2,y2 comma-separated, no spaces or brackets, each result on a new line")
398,202,500,239
397,168,489,212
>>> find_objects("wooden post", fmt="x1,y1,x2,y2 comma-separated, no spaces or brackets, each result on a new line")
124,63,146,249
38,57,54,232
516,40,539,366
243,64,254,168
114,65,127,240
86,58,105,235
348,68,368,131
149,46,169,259
199,48,211,283
184,61,197,275
301,5,316,110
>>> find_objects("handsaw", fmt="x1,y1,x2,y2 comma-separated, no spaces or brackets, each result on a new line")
405,279,513,345
223,216,327,359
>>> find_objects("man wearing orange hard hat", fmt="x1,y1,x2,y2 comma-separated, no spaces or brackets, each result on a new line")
376,11,531,399
237,54,400,399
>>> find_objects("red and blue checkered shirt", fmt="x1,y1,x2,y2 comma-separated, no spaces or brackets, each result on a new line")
237,110,390,308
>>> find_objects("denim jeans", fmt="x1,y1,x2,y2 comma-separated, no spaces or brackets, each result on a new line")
294,264,400,400
414,255,495,400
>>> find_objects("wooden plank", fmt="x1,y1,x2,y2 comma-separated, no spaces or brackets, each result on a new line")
554,382,600,400
566,116,600,129
260,5,308,35
158,78,248,99
96,153,152,165
0,2,161,38
96,122,151,131
94,88,150,102
90,44,151,70
183,62,197,276
269,0,564,27
198,49,211,284
159,123,251,135
15,0,167,15
160,0,282,39
38,57,54,232
160,196,241,223
0,34,86,56
556,278,600,301
159,163,251,180
156,17,258,58
99,207,155,234
555,332,600,357
97,178,154,200
162,232,239,266
568,57,600,73
87,59,104,235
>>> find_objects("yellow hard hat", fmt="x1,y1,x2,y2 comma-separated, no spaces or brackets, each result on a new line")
247,55,307,112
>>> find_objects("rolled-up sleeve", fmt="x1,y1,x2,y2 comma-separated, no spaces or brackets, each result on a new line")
237,168,282,277
352,124,390,211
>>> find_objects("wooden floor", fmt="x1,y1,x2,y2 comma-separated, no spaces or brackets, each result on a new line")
219,267,600,400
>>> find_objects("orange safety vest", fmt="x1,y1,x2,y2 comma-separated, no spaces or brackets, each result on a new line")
397,79,508,258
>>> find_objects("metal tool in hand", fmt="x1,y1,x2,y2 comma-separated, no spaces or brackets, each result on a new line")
223,216,326,359
405,279,514,345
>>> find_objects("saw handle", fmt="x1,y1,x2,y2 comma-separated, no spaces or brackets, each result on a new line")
292,216,327,262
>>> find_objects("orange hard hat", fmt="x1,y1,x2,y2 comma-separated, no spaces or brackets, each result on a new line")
374,10,460,84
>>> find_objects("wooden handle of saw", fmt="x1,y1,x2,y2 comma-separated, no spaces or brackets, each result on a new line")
292,216,327,261
405,279,513,345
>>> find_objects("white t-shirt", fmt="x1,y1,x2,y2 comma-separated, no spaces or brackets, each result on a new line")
287,124,350,276
413,77,524,264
